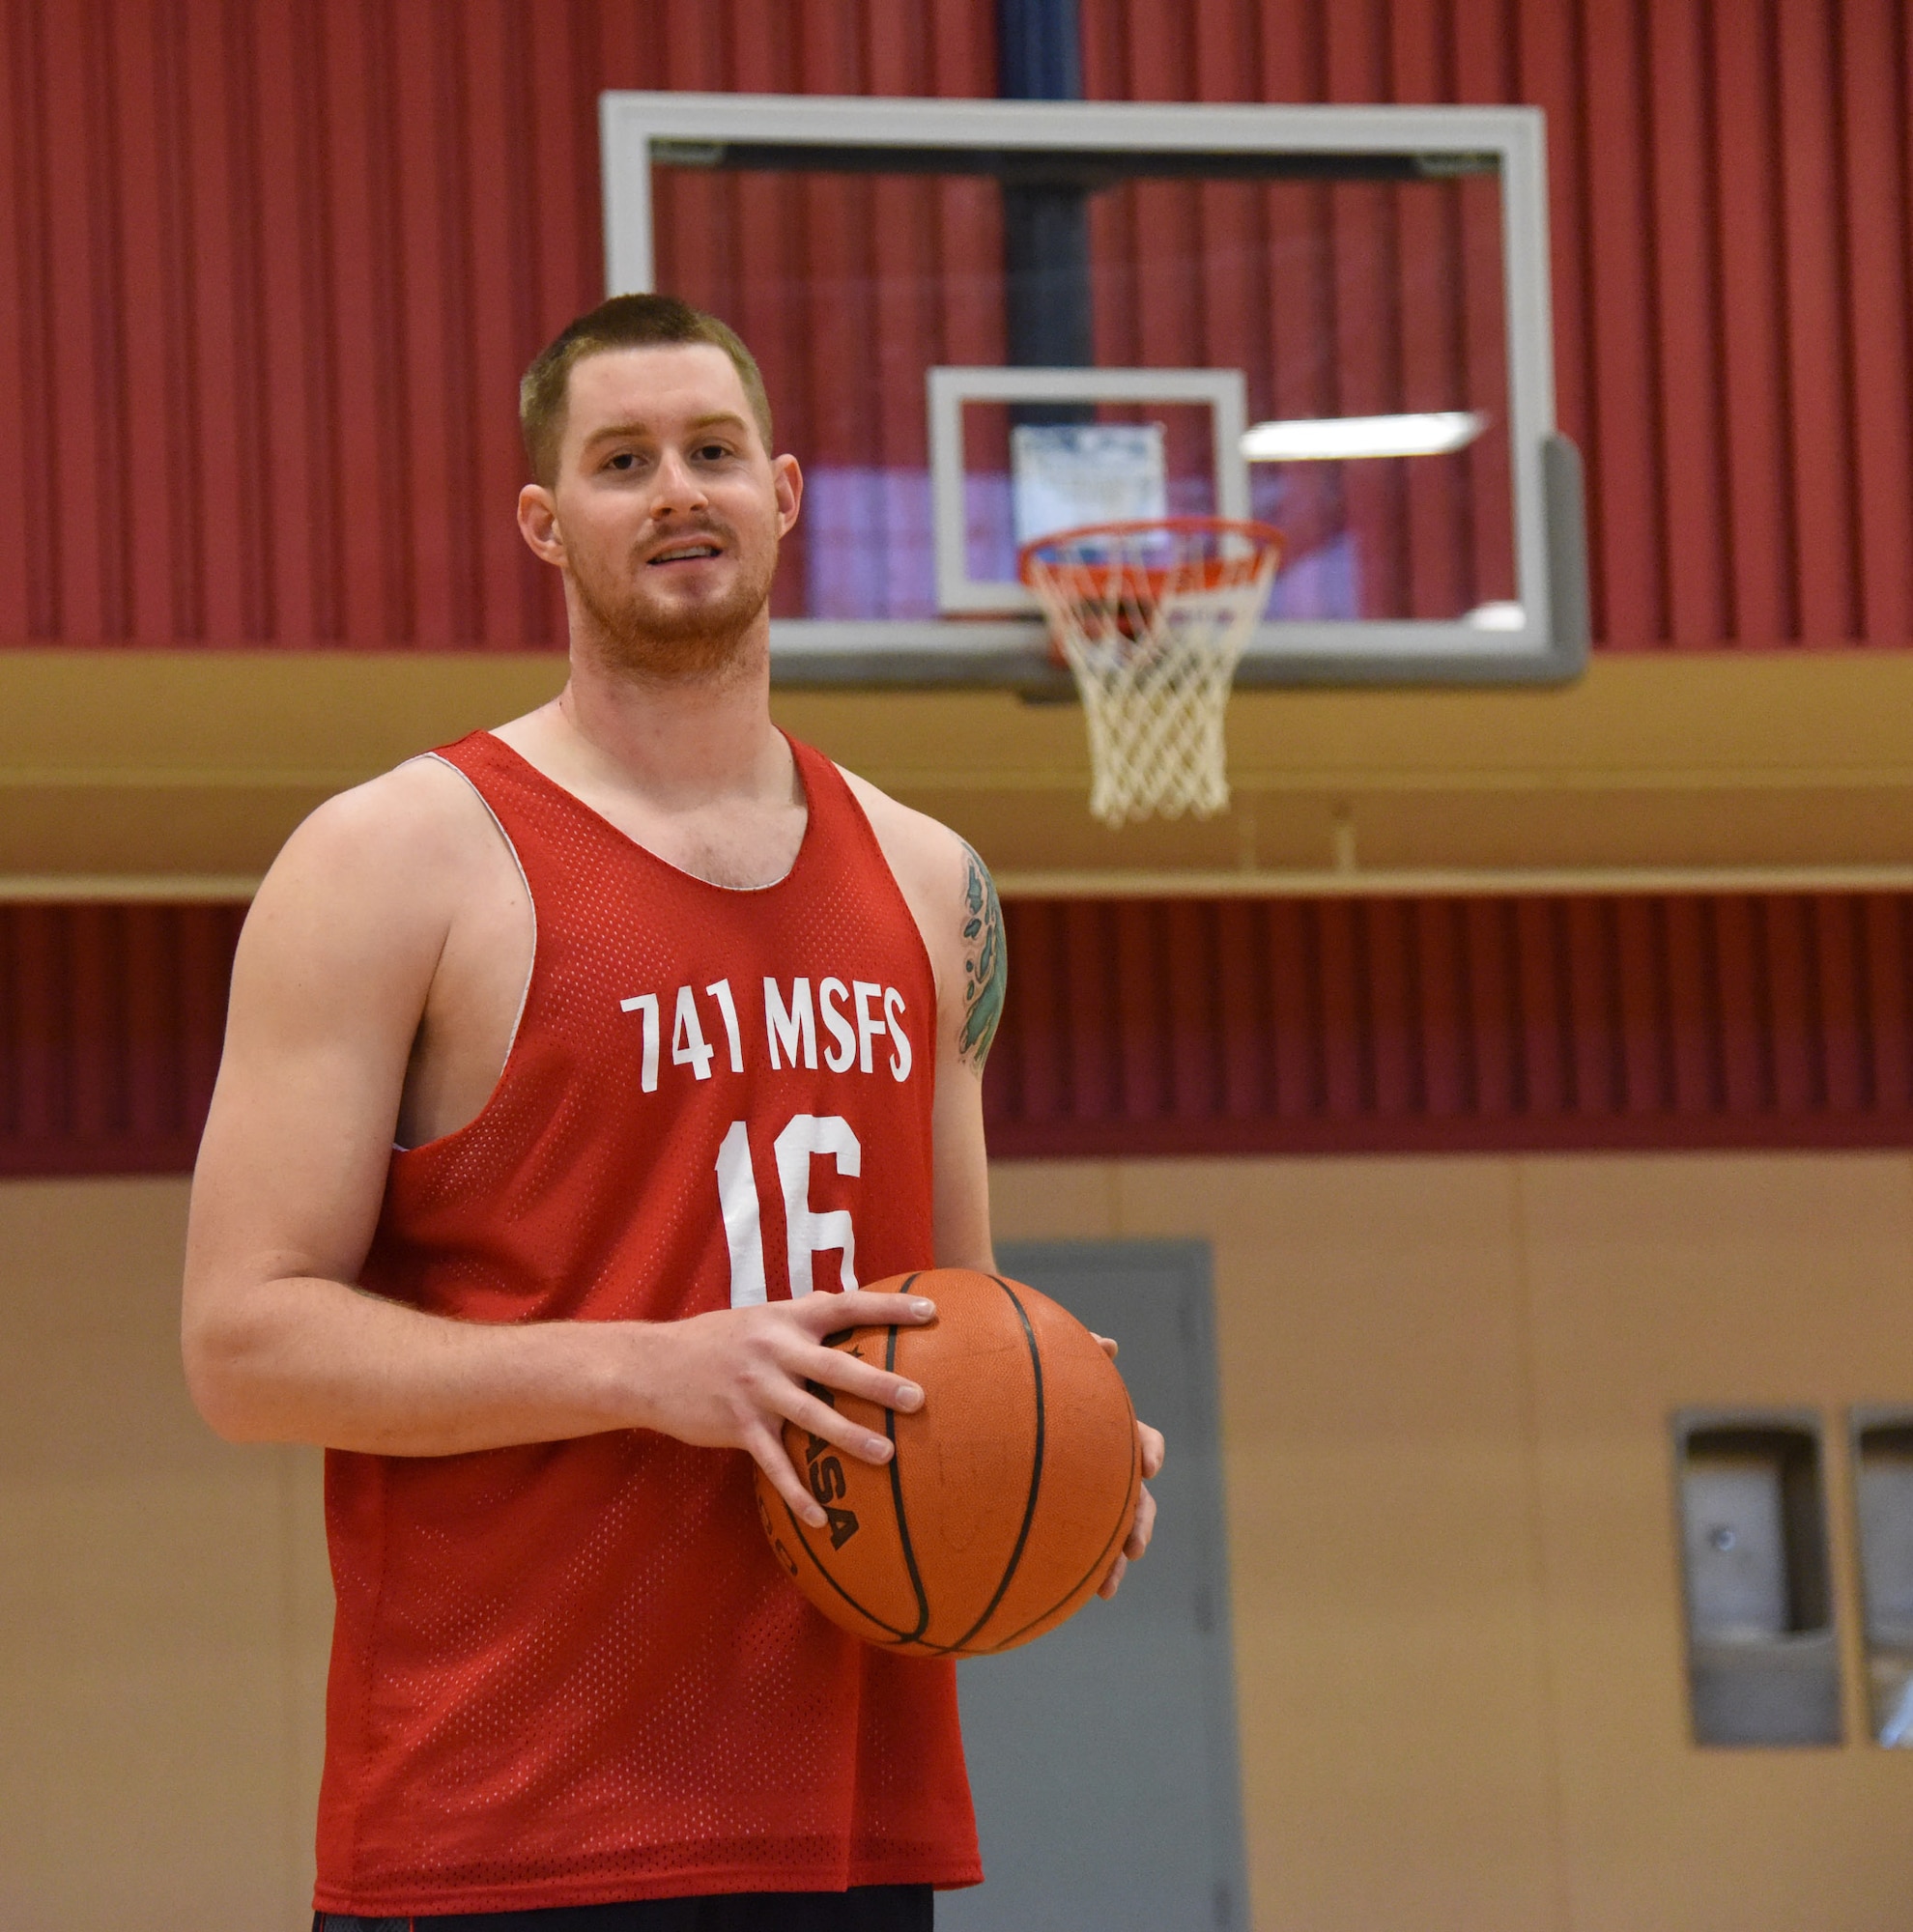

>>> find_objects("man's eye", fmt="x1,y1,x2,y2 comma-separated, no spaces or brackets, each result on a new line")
607,452,636,470
697,443,731,462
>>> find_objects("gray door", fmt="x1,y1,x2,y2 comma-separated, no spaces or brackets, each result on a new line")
939,1240,1248,1932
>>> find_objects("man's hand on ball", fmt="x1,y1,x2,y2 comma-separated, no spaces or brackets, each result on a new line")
637,1291,934,1530
1092,1332,1165,1600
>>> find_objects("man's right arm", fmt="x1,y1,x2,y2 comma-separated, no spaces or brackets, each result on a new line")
180,764,928,1527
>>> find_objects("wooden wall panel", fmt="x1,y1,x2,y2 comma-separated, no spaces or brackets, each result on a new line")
19,1154,1913,1926
990,1150,1913,1932
0,1178,330,1929
0,0,1907,650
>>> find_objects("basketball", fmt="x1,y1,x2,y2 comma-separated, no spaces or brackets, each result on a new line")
755,1267,1142,1657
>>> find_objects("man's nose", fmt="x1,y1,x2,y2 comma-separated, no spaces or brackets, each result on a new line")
650,447,709,511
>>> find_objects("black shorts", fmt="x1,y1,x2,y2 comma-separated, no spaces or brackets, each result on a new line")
315,1886,933,1932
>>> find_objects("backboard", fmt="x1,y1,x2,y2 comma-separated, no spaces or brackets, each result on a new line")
599,94,1584,692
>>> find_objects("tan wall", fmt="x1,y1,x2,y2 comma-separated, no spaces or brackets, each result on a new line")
0,1180,328,1932
6,1157,1913,1929
10,651,1913,895
992,1152,1913,1932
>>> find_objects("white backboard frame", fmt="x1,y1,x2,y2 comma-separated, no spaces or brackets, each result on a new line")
600,91,1584,689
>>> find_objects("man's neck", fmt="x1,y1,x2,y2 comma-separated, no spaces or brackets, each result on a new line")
504,615,791,815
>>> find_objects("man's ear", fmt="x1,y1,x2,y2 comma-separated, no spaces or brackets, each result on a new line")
517,484,564,566
773,454,802,538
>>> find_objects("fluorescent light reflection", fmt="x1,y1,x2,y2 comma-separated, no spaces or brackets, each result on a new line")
1465,601,1526,631
1241,410,1488,462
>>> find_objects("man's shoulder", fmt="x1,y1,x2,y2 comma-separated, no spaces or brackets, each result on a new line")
834,763,978,904
258,753,501,924
832,764,1000,1022
222,752,515,1044
833,762,1003,1058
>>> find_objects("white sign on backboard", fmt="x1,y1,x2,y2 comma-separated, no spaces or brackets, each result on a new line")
1011,425,1168,546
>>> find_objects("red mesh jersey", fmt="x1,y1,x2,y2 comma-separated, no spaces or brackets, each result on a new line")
313,730,980,1918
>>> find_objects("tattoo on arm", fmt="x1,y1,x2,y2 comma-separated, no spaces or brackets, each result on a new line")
956,840,1006,1074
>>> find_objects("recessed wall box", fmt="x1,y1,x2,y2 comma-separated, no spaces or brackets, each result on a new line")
1672,1411,1842,1747
1849,1410,1913,1746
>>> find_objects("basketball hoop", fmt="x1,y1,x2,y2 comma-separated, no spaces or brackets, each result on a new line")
1019,517,1284,827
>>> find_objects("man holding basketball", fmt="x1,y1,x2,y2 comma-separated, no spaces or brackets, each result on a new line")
183,294,1162,1930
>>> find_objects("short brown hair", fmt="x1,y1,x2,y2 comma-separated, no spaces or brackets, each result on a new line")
519,294,774,487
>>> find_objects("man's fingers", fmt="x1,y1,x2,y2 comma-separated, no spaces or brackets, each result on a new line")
774,1384,895,1466
1137,1419,1165,1479
748,1426,828,1529
1097,1476,1158,1601
1125,1481,1156,1560
1094,1332,1118,1360
798,1341,925,1416
794,1288,937,1332
781,1290,931,1415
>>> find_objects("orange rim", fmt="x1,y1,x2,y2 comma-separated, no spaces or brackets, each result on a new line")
1017,516,1285,597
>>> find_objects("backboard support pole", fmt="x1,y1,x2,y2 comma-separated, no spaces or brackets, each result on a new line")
999,0,1093,413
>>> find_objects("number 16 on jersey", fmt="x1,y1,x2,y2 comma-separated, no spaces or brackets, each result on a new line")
715,1114,864,1308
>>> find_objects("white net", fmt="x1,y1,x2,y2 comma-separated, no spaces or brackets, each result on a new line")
1021,520,1283,826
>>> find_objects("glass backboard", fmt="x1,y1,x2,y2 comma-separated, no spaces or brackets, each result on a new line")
600,95,1584,690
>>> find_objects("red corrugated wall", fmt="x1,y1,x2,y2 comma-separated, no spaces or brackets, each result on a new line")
12,895,1913,1178
2,0,1908,650
1081,0,1913,653
987,895,1913,1155
0,903,243,1175
0,0,995,649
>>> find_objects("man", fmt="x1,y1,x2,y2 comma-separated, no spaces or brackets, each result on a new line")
183,294,1161,1930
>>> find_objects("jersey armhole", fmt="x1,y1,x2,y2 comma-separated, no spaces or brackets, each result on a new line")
829,759,946,999
830,758,953,1033
389,752,538,1153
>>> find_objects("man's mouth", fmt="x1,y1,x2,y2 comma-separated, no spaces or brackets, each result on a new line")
647,540,724,566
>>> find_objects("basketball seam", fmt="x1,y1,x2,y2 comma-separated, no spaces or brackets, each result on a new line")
934,1275,1045,1655
773,1492,915,1644
882,1274,934,1645
768,1272,929,1647
772,1273,1136,1660
938,1381,1141,1658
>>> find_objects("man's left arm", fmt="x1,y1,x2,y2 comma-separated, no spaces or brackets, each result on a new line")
912,820,1164,1599
926,834,1005,1272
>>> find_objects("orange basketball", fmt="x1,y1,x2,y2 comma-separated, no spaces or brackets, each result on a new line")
754,1266,1141,1657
